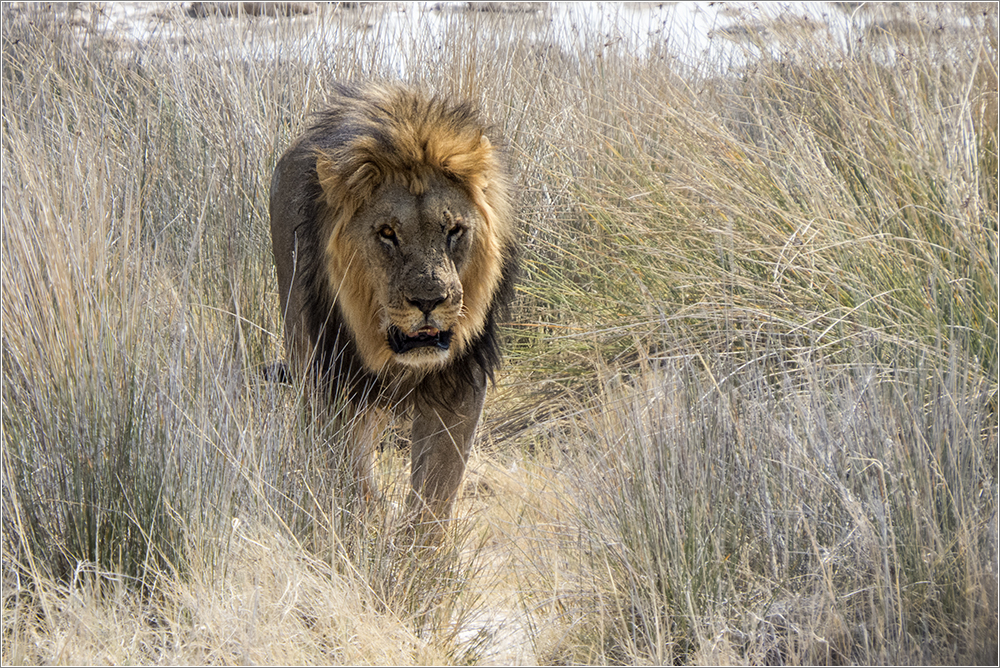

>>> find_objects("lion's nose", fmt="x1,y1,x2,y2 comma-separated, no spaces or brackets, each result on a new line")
408,295,446,316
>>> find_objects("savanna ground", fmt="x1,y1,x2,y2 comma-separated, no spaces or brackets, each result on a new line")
2,2,997,664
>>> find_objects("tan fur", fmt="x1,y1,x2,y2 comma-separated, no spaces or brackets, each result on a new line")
269,83,518,537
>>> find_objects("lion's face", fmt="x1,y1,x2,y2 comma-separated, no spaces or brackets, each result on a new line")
328,172,500,373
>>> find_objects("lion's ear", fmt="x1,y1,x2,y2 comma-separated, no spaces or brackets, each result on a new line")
317,154,380,210
316,155,341,209
438,132,495,194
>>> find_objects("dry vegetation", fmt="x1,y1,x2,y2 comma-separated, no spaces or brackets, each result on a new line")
2,2,997,664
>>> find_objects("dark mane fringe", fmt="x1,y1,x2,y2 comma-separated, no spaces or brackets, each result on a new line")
465,242,520,385
426,235,519,404
280,154,392,404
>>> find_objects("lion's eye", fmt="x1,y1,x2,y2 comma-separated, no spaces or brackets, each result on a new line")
378,226,397,244
447,225,465,248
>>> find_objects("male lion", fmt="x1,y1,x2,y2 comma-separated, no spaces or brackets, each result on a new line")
269,83,518,535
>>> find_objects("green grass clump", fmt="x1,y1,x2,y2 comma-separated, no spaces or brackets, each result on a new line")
513,41,996,385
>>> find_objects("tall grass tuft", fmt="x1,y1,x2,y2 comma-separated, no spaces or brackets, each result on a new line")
2,13,177,582
553,345,994,664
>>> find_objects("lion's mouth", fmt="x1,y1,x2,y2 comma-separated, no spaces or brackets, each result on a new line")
387,326,453,355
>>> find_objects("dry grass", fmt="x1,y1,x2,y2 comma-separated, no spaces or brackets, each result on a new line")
2,2,997,665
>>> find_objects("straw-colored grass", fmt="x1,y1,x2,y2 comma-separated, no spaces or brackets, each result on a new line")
3,2,996,664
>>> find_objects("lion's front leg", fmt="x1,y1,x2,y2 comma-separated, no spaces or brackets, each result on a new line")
407,372,486,535
347,404,389,507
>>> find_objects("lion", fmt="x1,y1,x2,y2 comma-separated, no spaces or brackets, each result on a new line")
269,82,518,537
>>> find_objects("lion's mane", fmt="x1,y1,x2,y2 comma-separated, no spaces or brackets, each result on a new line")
270,82,518,402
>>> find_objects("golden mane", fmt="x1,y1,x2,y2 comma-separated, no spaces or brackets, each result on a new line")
311,84,514,375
